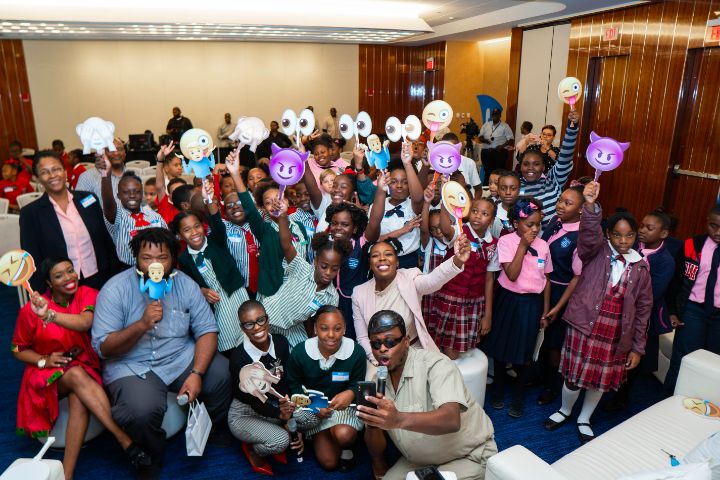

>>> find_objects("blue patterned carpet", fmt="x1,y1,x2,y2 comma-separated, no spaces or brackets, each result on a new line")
0,287,665,478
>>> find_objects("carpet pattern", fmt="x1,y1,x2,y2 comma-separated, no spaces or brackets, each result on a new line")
0,288,665,478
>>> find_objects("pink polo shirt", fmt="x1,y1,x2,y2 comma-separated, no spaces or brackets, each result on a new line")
50,192,99,279
307,157,349,185
498,232,553,294
689,237,720,308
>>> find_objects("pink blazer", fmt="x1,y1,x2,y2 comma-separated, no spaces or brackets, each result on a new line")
352,257,463,359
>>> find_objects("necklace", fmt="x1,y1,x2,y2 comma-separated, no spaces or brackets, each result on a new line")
51,294,69,308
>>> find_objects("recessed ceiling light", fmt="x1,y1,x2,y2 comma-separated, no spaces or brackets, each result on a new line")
449,16,454,20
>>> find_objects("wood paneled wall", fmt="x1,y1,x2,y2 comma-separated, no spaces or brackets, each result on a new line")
0,40,37,159
359,42,445,135
505,28,523,133
563,0,720,237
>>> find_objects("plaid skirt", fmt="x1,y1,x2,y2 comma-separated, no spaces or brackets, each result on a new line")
560,274,629,392
427,291,485,352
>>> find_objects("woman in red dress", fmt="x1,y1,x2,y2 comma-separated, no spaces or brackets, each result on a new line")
11,257,150,479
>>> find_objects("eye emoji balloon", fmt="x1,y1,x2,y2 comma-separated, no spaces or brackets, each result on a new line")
281,109,315,145
339,112,372,144
0,249,36,293
442,181,471,229
557,77,582,110
422,100,453,139
385,115,422,143
586,131,630,181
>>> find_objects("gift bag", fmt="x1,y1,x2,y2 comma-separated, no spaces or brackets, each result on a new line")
185,400,212,456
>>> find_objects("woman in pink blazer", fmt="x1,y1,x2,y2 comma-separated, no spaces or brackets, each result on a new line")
352,235,471,365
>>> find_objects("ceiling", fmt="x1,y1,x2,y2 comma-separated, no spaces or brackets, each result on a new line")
0,0,648,44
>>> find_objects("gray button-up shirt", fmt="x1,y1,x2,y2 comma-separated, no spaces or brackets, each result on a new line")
91,268,218,385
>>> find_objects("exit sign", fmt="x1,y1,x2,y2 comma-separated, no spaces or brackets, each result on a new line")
425,56,435,71
708,18,720,41
603,26,618,41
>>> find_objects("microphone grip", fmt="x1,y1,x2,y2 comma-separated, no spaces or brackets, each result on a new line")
377,378,386,396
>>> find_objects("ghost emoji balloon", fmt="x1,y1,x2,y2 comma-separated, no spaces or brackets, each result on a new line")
586,131,630,181
422,100,453,140
442,181,471,232
557,77,582,110
269,144,308,200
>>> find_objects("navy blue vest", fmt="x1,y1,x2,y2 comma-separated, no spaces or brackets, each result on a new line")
542,217,578,284
338,238,369,296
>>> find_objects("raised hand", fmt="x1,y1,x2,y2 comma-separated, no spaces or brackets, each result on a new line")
225,148,240,176
96,152,111,177
423,183,436,204
156,141,175,163
583,181,600,205
29,291,49,320
400,141,413,164
452,233,471,265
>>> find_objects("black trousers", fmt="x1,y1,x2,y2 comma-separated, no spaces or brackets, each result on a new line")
107,354,232,460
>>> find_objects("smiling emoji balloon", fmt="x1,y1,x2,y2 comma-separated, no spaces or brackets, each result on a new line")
0,249,36,293
442,181,471,231
557,77,582,110
422,100,453,139
269,144,309,201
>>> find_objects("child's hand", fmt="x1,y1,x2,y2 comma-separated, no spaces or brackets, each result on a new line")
583,181,600,204
201,179,215,202
625,351,641,370
400,141,413,164
225,149,240,176
568,110,580,126
452,233,472,265
156,141,175,163
352,144,365,169
423,183,436,204
377,171,390,191
213,164,227,175
271,197,288,217
480,314,492,336
520,228,537,248
201,288,221,305
403,216,422,234
96,152,111,178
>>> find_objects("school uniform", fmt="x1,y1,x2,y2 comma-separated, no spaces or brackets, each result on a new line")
0,176,33,208
490,203,514,239
285,337,366,436
156,195,179,226
420,236,450,322
428,226,499,353
482,232,553,365
222,219,259,294
336,237,370,341
290,208,317,263
541,216,582,349
560,204,652,392
178,211,248,352
371,197,420,268
105,205,166,267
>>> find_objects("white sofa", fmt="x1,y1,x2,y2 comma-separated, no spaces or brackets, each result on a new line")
654,331,675,384
486,349,720,480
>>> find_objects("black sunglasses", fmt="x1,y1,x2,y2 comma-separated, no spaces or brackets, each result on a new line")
370,335,405,350
225,201,241,209
241,314,269,331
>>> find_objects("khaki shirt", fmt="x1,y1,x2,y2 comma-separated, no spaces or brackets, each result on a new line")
381,348,494,465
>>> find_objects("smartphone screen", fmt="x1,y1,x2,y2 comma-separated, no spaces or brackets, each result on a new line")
356,381,377,409
64,346,84,359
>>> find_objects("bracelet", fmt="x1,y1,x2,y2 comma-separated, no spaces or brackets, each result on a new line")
191,369,205,378
42,310,56,328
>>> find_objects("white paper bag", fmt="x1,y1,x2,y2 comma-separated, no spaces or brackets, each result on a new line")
533,328,545,362
185,400,212,456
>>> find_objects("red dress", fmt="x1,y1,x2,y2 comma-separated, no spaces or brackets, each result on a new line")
11,287,101,438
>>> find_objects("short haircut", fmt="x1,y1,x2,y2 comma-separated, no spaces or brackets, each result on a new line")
144,178,156,187
710,204,720,217
238,299,265,320
52,139,64,148
607,208,638,232
171,184,195,207
310,304,344,325
498,170,520,185
119,170,142,187
368,310,407,337
440,132,459,143
32,150,62,176
387,158,405,173
129,227,179,265
521,121,533,132
541,124,557,136
40,256,73,290
167,177,187,190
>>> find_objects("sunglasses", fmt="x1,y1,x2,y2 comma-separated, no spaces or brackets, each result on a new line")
370,335,405,350
225,201,241,209
241,314,269,331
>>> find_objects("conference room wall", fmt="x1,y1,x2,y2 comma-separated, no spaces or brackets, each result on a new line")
23,40,359,149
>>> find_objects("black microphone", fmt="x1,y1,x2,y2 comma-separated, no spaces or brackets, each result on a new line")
287,418,303,463
377,366,388,396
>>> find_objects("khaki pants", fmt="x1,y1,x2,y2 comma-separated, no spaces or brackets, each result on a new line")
383,438,498,480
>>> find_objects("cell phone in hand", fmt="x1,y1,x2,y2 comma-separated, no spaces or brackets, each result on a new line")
63,346,84,360
356,381,377,409
414,466,444,480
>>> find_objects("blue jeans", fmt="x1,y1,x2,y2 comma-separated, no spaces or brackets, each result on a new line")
664,301,720,393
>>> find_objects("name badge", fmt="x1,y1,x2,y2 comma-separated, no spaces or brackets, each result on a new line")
198,262,209,274
228,234,243,243
305,226,315,236
347,257,359,270
3,186,14,193
537,258,545,269
470,241,479,252
332,371,349,382
308,298,323,311
80,195,97,208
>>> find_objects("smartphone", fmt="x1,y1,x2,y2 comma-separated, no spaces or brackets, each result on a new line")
414,466,444,480
63,346,84,360
356,381,377,409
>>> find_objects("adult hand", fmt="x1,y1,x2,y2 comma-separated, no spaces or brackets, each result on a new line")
29,291,49,320
356,395,404,430
140,300,163,330
583,181,600,205
179,371,202,403
452,233,472,265
625,351,642,370
288,431,304,456
225,149,240,176
670,314,684,328
278,396,295,421
156,141,175,163
46,352,72,368
328,390,355,411
201,288,221,305
548,149,557,160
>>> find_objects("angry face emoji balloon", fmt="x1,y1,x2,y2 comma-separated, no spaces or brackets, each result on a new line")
557,77,582,109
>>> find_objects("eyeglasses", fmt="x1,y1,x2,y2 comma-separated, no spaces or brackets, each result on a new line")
225,201,241,209
370,335,405,350
241,314,269,331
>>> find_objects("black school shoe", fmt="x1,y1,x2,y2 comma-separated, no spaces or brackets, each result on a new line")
339,449,355,472
507,399,524,418
543,410,571,431
537,388,558,406
577,422,595,444
125,442,151,468
136,460,161,480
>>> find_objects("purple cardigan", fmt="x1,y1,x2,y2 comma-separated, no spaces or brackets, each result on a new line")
562,203,653,355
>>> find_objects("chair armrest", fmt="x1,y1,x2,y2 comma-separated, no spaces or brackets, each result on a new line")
674,349,720,402
486,445,568,480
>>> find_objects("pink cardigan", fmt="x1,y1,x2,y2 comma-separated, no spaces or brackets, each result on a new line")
352,257,463,359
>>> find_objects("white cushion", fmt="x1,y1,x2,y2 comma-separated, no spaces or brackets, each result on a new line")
617,461,712,480
552,396,720,480
0,459,64,480
659,331,674,359
455,349,488,407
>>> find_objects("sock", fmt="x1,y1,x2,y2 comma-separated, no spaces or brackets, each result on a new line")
341,449,354,460
577,389,603,436
549,384,580,423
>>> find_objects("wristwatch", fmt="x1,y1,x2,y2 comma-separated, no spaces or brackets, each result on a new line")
37,357,47,369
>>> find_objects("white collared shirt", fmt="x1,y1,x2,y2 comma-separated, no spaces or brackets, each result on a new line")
608,242,642,286
187,238,209,258
305,336,354,371
243,335,276,363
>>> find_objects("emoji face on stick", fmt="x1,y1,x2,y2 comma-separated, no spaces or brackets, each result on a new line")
0,250,36,293
442,181,471,226
557,77,582,110
422,100,453,135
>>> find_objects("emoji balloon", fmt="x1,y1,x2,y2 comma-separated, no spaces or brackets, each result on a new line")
339,112,372,144
76,117,116,155
228,117,269,153
427,140,462,175
281,108,315,146
0,249,36,294
363,134,390,171
179,128,216,179
586,131,630,181
269,144,309,200
442,181,471,232
138,263,176,301
385,115,422,143
422,100,453,140
557,77,582,110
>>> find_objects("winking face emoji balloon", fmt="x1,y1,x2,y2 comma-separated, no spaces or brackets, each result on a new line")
0,249,36,294
557,77,582,110
442,181,471,232
422,100,453,140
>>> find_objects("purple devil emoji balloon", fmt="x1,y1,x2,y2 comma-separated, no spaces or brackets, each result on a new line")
269,143,308,199
586,132,630,181
427,140,462,176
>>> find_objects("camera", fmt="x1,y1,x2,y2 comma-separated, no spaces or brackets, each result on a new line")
460,117,480,157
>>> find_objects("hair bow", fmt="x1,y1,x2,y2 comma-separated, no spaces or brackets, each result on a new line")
569,179,583,188
517,201,539,218
342,167,357,177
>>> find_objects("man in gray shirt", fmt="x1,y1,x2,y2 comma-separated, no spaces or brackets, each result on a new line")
92,228,231,479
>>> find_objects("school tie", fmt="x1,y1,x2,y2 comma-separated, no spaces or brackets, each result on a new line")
130,212,151,228
704,244,720,313
527,246,538,257
611,254,627,265
542,217,563,241
384,205,404,218
194,252,205,268
244,229,259,294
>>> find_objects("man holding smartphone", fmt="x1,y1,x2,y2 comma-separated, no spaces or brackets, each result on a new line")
357,311,497,480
